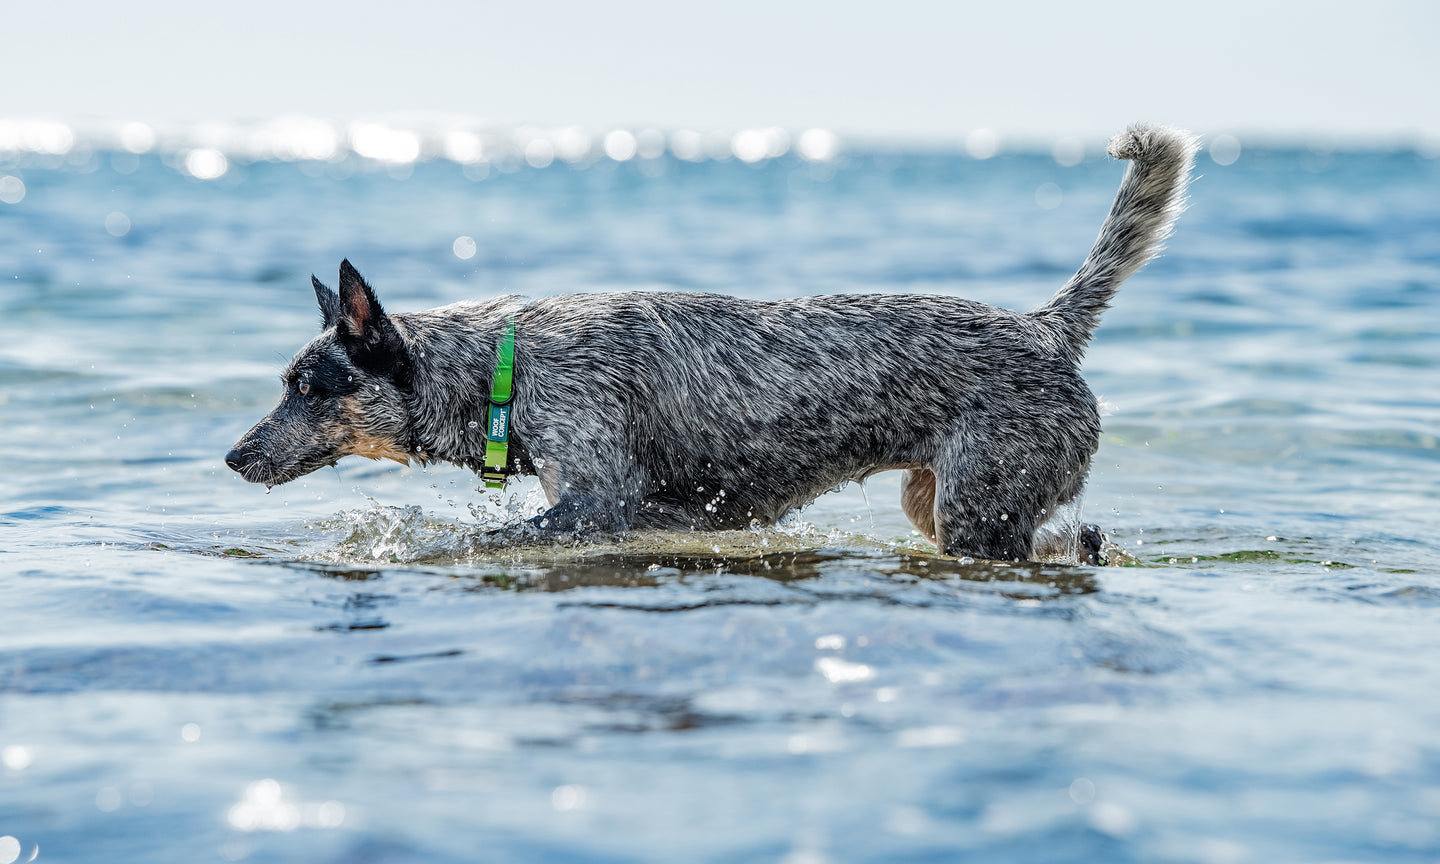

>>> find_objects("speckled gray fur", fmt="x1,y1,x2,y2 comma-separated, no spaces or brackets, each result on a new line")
227,124,1196,561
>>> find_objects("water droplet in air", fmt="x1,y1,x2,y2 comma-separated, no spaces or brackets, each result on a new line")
467,421,479,430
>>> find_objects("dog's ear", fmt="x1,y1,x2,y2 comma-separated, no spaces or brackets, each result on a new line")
312,275,342,330
336,260,410,381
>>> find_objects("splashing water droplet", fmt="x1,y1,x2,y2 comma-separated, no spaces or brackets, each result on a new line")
858,479,875,530
467,421,479,430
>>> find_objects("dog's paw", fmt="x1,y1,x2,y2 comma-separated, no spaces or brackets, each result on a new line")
1078,523,1107,566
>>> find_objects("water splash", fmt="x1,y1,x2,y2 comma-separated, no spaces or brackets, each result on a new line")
858,479,875,530
466,480,548,528
321,505,470,563
1031,497,1086,564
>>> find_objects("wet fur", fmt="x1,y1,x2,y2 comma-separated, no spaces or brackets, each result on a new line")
227,124,1196,561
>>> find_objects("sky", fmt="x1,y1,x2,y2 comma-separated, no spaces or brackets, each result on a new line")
2,0,1437,141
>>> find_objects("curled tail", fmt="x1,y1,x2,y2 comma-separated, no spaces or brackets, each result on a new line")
1033,123,1198,362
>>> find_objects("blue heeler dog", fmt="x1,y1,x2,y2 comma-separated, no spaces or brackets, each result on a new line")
226,124,1196,562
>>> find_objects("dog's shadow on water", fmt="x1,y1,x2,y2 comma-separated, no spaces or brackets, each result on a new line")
290,540,1103,602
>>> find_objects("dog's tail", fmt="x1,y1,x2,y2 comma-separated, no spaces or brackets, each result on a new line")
1032,124,1198,363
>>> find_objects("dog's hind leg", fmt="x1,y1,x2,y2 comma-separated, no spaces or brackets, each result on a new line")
928,428,1054,561
931,472,1044,561
900,468,938,544
932,480,1041,561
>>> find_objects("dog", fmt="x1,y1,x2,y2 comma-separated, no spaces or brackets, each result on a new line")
226,123,1196,562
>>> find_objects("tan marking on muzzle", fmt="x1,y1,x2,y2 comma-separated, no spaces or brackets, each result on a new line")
341,397,411,465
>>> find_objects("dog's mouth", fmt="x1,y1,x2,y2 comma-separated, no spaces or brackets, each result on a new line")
224,442,336,487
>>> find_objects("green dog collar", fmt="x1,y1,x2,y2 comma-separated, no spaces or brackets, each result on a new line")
481,316,516,489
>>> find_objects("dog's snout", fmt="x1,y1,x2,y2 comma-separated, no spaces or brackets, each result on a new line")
224,448,245,473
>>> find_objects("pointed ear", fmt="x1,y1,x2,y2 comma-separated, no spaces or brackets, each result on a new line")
335,260,411,381
337,259,384,339
312,275,342,330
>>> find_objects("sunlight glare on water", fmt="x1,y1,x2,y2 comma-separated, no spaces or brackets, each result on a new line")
1209,133,1242,166
182,148,228,179
119,121,157,154
798,128,839,162
0,175,24,204
965,127,998,159
1051,135,1085,167
603,129,637,161
349,123,421,164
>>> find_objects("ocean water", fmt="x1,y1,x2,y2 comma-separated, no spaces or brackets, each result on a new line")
2,140,1439,863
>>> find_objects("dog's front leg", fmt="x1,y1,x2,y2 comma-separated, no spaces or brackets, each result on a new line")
476,413,643,546
475,491,628,547
481,451,640,545
468,491,627,548
526,491,629,536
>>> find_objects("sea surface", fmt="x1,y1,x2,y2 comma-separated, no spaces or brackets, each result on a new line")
2,138,1439,863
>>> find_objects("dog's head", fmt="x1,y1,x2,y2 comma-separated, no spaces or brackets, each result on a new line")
225,261,414,486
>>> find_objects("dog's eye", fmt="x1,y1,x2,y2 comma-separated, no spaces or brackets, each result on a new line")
299,382,311,396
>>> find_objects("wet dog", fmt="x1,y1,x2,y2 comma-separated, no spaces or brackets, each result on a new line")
226,124,1195,562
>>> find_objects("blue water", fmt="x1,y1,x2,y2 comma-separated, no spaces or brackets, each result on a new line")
2,142,1439,863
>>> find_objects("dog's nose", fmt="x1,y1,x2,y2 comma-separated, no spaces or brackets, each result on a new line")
224,448,245,472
